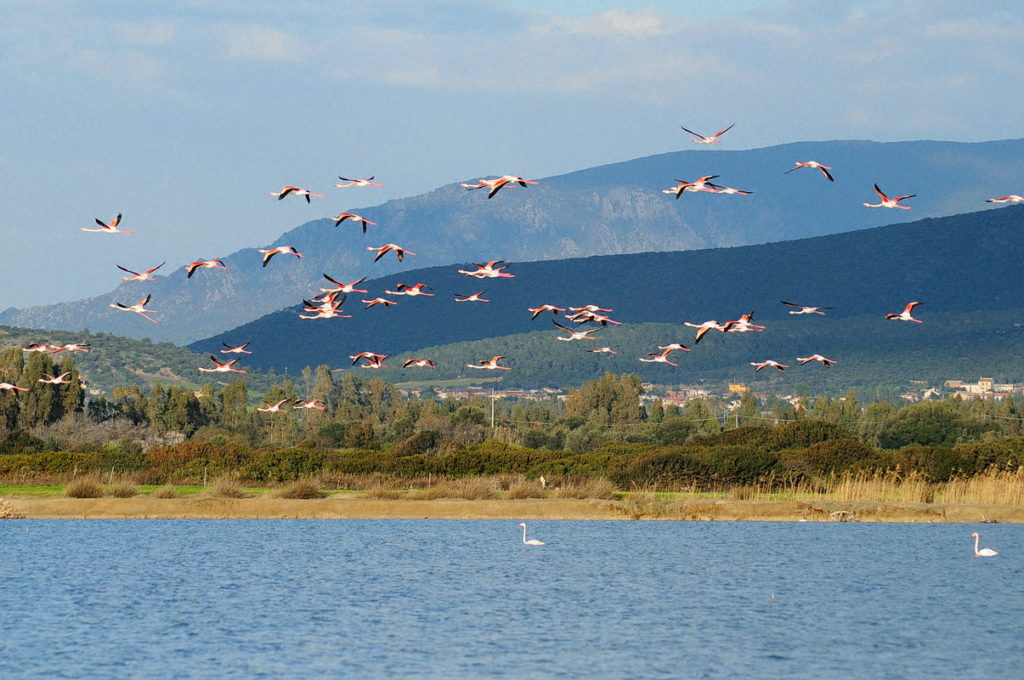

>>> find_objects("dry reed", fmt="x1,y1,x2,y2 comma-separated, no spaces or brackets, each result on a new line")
506,480,547,499
151,485,178,499
551,478,617,500
107,483,138,498
205,477,250,499
276,478,325,499
64,477,104,498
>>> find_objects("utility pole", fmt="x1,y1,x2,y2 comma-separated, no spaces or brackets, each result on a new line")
490,387,495,428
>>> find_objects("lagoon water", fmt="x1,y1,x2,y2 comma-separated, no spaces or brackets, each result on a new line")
1,520,1021,679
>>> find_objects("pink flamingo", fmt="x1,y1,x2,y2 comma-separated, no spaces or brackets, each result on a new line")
294,399,326,410
269,186,324,203
781,301,831,316
117,262,164,281
680,123,734,144
462,175,538,198
38,372,72,385
639,349,679,366
331,212,378,233
970,532,999,557
750,360,789,372
362,297,398,309
528,304,565,319
864,183,915,209
457,260,514,278
259,246,302,267
186,259,227,278
684,320,726,343
197,356,247,374
553,320,600,341
786,161,834,182
335,176,383,188
81,213,135,234
220,342,252,355
986,195,1024,204
368,243,415,262
518,522,544,546
455,291,490,303
386,283,434,297
321,274,368,294
403,358,437,368
466,355,511,370
257,399,290,413
109,294,159,323
662,175,722,199
885,301,923,323
588,347,617,354
0,382,28,393
796,354,838,367
55,343,90,353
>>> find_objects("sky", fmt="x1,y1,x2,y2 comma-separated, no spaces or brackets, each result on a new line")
1,0,1021,311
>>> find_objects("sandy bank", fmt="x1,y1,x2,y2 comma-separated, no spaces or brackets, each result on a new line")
4,496,1023,522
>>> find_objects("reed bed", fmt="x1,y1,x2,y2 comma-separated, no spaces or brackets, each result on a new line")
151,485,178,499
63,477,104,498
106,483,138,498
275,478,325,499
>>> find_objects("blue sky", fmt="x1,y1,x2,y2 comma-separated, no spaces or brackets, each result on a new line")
1,0,1021,310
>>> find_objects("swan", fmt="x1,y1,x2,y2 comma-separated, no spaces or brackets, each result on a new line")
519,522,544,546
971,532,999,557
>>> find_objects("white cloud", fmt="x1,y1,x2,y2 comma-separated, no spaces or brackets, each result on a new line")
222,24,311,62
532,8,671,38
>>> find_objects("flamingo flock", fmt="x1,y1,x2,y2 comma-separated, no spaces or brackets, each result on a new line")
6,123,1009,404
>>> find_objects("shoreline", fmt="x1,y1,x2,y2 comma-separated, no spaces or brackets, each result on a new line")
4,496,1023,522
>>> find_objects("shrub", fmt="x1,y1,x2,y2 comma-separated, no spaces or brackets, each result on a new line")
107,483,138,498
64,477,104,498
151,485,178,499
206,477,249,498
276,478,324,499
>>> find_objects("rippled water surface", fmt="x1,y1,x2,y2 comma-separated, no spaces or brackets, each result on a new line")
1,520,1021,679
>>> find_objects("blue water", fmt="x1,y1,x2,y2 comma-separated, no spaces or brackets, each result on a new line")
1,521,1021,679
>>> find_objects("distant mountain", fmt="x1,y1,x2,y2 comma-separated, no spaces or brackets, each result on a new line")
4,139,1023,344
189,205,1024,391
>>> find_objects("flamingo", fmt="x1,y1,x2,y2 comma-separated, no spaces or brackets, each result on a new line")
455,291,490,303
386,283,434,297
569,304,614,314
197,356,247,374
684,320,726,343
723,312,766,333
885,301,923,323
588,346,617,354
553,320,600,341
109,294,158,323
269,186,324,203
38,372,72,385
220,342,252,355
786,161,835,182
22,342,56,353
368,243,415,262
331,212,378,233
0,382,28,392
864,183,915,209
335,176,383,188
518,522,544,546
257,399,290,413
662,175,722,199
259,246,303,267
986,195,1024,204
796,354,838,367
55,343,90,353
750,360,789,372
466,355,511,370
321,274,368,294
402,358,437,368
294,399,326,410
657,343,691,353
117,262,164,281
567,311,622,326
81,213,135,234
362,297,398,309
528,304,565,319
298,302,352,320
710,184,753,196
970,532,999,557
680,123,734,144
457,260,515,278
185,259,227,278
639,349,679,366
463,175,538,198
781,301,831,316
350,352,389,367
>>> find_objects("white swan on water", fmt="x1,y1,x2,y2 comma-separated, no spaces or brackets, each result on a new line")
971,532,999,557
519,522,544,546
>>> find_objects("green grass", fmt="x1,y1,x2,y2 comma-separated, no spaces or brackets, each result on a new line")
0,484,64,498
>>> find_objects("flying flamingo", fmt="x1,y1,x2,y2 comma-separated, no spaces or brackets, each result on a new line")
781,301,832,316
331,212,378,233
680,123,734,144
298,302,352,320
864,183,915,209
796,354,838,367
457,261,515,278
269,186,324,203
220,342,252,354
22,342,56,353
362,297,398,309
723,312,766,333
335,176,384,188
528,304,565,319
466,356,511,370
0,382,28,393
518,522,544,546
321,274,368,294
109,294,158,323
657,343,691,353
970,532,999,557
259,246,303,267
662,175,722,199
38,372,72,385
402,358,437,368
455,291,490,303
553,320,600,341
186,259,227,278
55,343,90,353
885,301,923,323
462,175,539,198
786,161,835,182
197,356,247,374
986,195,1024,204
711,185,753,196
569,305,613,314
350,352,390,368
639,349,679,366
257,399,290,413
386,283,434,297
684,320,726,343
117,262,164,281
588,347,617,354
294,399,326,410
81,213,134,234
750,360,789,372
368,243,415,262
567,311,622,326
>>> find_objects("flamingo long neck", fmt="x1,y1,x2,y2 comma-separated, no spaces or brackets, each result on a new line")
974,534,981,556
521,525,528,544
